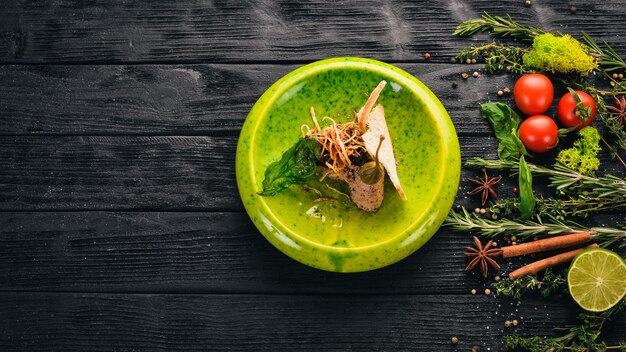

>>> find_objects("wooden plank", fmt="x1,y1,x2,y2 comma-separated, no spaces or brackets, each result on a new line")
0,211,623,293
0,63,514,135
0,135,623,211
0,292,624,351
0,0,625,64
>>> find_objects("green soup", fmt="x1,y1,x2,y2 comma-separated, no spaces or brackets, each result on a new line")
236,58,460,272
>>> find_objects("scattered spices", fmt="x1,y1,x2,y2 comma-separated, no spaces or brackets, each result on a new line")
474,207,480,214
466,58,472,64
471,288,477,295
510,235,517,242
512,186,519,193
511,241,517,245
471,58,477,64
570,5,577,13
473,71,480,78
465,236,503,278
524,0,531,7
451,336,459,344
479,208,486,215
505,320,512,327
613,73,618,79
491,214,498,220
503,87,511,95
512,319,518,326
462,73,469,79
495,275,501,282
468,169,502,206
424,52,431,59
497,90,504,96
620,73,624,79
451,57,457,64
485,288,491,295
472,346,480,352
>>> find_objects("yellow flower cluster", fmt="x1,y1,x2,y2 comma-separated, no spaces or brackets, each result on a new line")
523,33,597,76
556,127,601,175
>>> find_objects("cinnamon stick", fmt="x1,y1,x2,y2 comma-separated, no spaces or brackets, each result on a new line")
501,232,592,258
508,243,599,279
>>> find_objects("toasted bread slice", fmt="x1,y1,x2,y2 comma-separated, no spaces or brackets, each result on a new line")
361,105,407,200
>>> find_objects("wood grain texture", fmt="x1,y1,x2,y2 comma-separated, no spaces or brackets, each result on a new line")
0,134,622,211
0,63,515,135
0,0,625,64
1,292,624,351
0,211,624,293
0,64,619,136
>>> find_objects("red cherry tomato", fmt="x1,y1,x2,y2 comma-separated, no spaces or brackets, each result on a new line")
557,90,596,129
519,115,559,153
514,74,554,115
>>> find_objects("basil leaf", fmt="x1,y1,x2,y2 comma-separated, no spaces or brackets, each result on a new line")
498,129,527,161
259,138,321,196
518,155,536,220
481,103,528,161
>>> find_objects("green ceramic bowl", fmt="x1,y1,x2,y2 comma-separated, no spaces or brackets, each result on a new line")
236,57,460,272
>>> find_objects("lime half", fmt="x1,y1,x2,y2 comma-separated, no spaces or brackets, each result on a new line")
568,248,626,312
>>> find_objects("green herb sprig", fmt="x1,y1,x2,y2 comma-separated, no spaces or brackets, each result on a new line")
493,269,566,299
445,207,626,247
489,195,626,220
453,13,544,40
465,158,626,198
504,300,626,351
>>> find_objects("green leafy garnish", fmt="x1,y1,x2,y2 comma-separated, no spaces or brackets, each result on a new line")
518,155,536,219
480,103,528,161
556,126,601,176
258,138,322,196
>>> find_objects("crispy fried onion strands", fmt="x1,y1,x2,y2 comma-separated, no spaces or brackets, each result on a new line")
303,80,386,181
304,108,366,180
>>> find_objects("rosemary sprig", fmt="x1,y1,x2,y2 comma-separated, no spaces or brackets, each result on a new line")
465,158,626,197
504,300,626,351
445,207,626,247
493,269,566,299
581,32,626,72
453,12,545,40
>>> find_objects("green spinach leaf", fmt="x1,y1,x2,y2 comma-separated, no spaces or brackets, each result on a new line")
518,155,536,219
258,138,321,196
481,103,528,161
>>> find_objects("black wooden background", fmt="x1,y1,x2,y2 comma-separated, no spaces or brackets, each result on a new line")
1,1,625,351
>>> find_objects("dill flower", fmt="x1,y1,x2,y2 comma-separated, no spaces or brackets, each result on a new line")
523,33,597,76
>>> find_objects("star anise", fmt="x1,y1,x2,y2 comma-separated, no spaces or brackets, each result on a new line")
467,169,502,206
606,95,626,126
464,236,503,279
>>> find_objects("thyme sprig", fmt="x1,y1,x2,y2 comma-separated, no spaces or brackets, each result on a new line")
504,300,626,351
493,269,566,299
455,41,530,74
489,195,626,220
453,12,544,40
445,207,626,247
